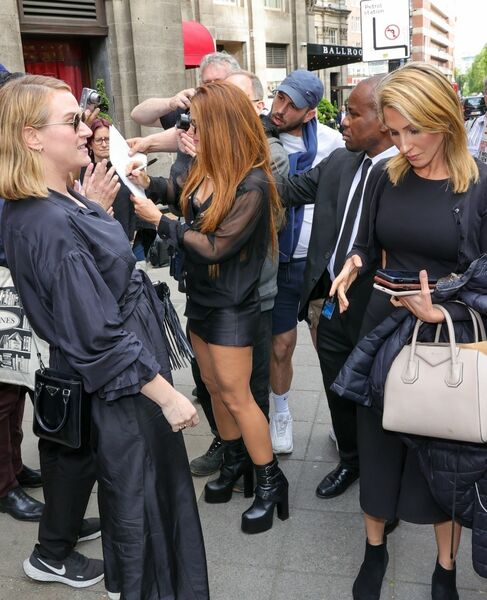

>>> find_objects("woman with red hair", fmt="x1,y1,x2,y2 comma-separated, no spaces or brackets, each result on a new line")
129,81,289,534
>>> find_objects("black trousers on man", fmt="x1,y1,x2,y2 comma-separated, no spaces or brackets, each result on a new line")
316,271,374,470
192,309,272,431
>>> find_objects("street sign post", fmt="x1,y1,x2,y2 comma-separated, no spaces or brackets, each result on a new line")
360,0,410,62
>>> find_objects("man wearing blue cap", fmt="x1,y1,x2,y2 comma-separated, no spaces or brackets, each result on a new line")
269,69,343,454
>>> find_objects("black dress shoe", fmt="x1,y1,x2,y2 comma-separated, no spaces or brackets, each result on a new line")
16,465,42,489
316,464,359,499
0,487,44,521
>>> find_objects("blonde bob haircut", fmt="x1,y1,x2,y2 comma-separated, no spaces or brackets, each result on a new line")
0,74,71,200
377,62,479,193
181,80,283,258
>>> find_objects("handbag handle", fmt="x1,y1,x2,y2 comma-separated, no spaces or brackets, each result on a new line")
468,307,487,340
433,305,486,343
403,305,463,388
33,383,70,433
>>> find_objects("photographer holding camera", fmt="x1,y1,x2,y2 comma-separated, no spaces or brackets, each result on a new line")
128,51,241,156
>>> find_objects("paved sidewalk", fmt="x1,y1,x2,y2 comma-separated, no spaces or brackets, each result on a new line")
0,264,486,599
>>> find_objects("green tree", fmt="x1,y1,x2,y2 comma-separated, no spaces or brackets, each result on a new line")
454,68,466,97
95,78,111,120
317,97,338,129
464,44,487,96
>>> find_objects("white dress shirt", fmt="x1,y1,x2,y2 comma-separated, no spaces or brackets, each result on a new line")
328,145,398,280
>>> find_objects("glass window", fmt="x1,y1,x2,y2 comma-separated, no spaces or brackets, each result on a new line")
351,16,361,33
264,0,283,8
324,27,337,44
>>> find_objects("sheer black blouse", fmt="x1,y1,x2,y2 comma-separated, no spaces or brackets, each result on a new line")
146,168,272,318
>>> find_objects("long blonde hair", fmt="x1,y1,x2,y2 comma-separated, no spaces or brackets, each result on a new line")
377,62,478,193
0,74,71,200
181,81,282,259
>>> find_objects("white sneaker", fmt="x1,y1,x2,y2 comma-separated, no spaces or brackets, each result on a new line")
270,412,293,454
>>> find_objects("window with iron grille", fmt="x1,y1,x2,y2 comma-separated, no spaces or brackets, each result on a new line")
266,44,287,68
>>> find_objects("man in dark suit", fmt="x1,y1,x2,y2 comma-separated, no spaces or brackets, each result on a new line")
277,75,397,498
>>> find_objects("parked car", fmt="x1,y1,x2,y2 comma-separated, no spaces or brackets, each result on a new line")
463,95,486,120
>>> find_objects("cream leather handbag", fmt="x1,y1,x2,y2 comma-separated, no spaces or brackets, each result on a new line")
383,305,487,443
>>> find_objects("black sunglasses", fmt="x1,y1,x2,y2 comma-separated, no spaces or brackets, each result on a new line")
37,111,87,133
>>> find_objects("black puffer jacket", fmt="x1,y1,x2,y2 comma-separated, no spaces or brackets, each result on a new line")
332,255,487,578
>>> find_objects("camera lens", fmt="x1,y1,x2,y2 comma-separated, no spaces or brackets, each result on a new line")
175,113,191,131
88,91,101,105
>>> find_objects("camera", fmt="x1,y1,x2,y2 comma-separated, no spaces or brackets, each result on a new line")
175,112,191,131
80,87,101,111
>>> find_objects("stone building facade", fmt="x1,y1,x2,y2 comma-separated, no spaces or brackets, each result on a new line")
1,1,187,147
0,0,456,145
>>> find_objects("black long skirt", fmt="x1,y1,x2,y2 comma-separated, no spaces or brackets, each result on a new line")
89,284,209,599
91,393,209,599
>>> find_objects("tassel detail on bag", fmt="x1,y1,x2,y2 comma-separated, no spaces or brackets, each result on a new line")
153,281,194,370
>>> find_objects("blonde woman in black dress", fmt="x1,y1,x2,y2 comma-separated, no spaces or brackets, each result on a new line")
332,63,487,600
0,74,208,600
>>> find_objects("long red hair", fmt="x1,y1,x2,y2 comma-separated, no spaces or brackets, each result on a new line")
181,81,282,258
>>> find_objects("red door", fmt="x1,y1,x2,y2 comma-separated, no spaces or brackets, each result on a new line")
22,38,90,101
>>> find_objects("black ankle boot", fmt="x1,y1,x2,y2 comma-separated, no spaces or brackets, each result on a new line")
204,438,253,503
431,559,459,600
352,539,389,600
241,458,289,534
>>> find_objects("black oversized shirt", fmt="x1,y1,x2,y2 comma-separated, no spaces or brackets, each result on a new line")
1,189,161,400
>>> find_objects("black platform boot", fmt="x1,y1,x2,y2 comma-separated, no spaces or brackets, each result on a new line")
204,438,254,503
431,559,459,600
241,458,289,534
352,539,389,600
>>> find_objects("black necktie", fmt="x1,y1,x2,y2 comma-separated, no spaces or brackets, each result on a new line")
334,158,372,274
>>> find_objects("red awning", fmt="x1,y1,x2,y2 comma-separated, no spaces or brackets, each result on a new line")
182,21,215,68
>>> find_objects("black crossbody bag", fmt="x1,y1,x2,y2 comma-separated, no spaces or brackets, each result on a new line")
33,352,91,449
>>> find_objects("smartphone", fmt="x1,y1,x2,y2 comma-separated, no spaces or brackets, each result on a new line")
375,269,438,286
374,275,422,290
373,283,422,297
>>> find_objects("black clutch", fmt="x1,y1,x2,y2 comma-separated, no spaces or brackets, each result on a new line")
33,367,90,449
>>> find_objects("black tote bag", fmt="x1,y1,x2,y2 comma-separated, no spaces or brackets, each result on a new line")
33,367,91,449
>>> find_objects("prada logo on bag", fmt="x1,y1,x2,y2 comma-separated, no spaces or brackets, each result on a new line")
45,385,60,396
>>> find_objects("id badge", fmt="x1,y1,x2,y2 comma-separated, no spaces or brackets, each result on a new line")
322,295,336,320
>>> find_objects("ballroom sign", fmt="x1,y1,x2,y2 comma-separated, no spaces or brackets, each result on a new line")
307,44,363,71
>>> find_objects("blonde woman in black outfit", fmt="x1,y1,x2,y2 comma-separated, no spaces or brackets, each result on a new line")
0,74,207,599
129,81,289,534
332,63,487,600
